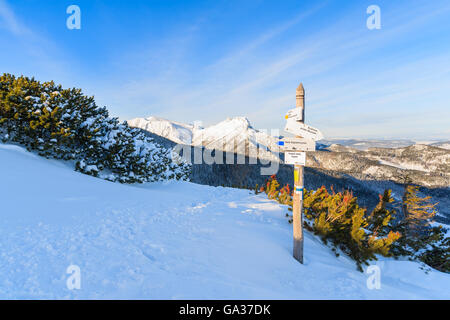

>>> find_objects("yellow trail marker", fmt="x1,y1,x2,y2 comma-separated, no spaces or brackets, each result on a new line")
294,169,299,183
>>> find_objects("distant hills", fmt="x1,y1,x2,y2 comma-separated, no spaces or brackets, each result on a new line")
319,138,450,151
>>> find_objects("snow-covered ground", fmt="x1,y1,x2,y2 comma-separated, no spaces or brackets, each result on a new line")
377,159,413,171
0,143,449,299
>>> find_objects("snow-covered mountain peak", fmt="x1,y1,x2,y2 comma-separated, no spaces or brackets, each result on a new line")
128,115,280,161
128,116,194,145
223,116,252,128
196,117,254,138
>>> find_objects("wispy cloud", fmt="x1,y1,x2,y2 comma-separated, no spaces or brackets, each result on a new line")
0,0,71,83
106,1,449,139
0,0,31,35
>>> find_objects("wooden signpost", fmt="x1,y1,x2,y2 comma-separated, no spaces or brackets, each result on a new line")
281,83,322,264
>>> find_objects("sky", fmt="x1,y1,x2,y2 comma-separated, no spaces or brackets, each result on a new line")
0,0,449,140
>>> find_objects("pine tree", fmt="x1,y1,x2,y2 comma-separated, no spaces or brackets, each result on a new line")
277,184,292,205
0,73,190,183
402,185,437,237
302,186,400,271
367,189,396,237
389,183,449,272
259,174,447,273
266,175,280,200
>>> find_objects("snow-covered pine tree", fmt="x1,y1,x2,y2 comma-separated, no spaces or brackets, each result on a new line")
0,73,190,183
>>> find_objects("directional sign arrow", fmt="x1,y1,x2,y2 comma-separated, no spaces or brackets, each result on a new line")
277,137,316,151
284,120,324,141
285,108,303,122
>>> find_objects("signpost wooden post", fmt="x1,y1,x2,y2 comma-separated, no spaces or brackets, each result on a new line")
281,83,321,264
293,83,305,263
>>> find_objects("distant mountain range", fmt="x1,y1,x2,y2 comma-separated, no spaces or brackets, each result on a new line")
128,116,449,151
128,115,450,223
128,117,450,187
128,116,281,162
319,139,450,150
310,143,450,188
128,117,449,188
429,141,450,150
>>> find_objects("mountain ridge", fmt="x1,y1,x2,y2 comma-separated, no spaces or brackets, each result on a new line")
129,116,450,188
128,116,281,162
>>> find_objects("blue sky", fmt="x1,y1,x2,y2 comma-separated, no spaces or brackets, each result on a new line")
0,0,449,140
